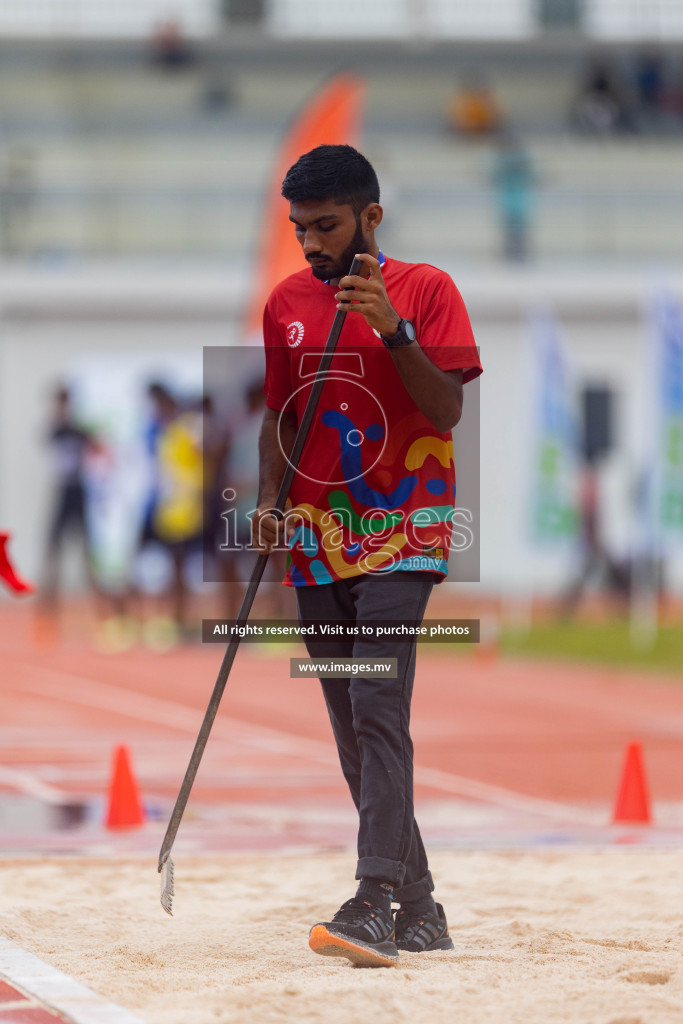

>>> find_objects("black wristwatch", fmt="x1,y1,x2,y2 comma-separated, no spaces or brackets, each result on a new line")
380,318,416,349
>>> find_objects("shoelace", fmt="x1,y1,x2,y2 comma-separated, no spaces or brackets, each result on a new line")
332,898,389,926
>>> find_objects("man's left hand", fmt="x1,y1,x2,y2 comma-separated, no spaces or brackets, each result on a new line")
335,253,400,338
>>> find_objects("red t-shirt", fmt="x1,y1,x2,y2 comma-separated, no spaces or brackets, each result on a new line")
263,255,482,587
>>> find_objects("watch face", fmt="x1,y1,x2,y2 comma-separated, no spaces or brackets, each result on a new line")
404,320,416,342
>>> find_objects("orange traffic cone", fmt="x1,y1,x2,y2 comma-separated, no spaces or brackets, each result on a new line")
0,531,34,595
612,741,652,824
105,745,145,829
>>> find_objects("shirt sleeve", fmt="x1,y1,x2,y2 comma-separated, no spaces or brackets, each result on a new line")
263,297,292,411
417,271,482,384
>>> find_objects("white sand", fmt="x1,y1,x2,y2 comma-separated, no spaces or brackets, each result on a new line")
1,849,682,1024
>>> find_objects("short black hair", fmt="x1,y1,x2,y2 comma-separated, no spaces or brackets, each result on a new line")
281,144,380,214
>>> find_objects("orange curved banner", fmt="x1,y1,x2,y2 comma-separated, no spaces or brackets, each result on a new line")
244,74,365,340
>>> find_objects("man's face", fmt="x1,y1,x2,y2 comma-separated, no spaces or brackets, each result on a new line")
288,199,368,282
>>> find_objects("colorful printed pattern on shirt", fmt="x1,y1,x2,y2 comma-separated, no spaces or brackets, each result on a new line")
285,369,456,585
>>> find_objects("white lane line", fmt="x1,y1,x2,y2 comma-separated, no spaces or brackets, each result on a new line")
0,766,68,805
19,665,600,824
0,937,147,1024
415,766,603,825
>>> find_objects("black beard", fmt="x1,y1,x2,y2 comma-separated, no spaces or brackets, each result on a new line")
309,219,368,281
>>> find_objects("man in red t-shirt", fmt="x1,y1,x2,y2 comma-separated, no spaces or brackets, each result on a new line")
252,145,481,968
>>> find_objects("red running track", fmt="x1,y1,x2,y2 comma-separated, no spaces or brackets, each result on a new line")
3,604,683,851
0,978,66,1023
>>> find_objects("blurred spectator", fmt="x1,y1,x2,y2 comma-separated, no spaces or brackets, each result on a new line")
670,56,683,127
560,463,630,617
633,48,674,132
634,48,665,114
201,77,236,114
226,378,267,552
39,385,99,612
202,393,230,552
150,18,195,71
490,130,536,263
224,377,294,620
201,392,239,616
570,54,636,135
446,75,501,138
153,402,204,554
137,382,204,642
139,382,177,552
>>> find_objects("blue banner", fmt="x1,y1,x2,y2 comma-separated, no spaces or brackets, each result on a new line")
528,309,580,546
653,290,683,543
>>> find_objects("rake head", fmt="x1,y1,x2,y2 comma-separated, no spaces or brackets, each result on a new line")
159,853,175,916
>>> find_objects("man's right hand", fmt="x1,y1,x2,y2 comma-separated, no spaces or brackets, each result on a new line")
250,502,289,553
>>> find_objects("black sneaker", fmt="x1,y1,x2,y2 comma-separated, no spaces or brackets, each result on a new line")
309,897,398,968
394,902,454,952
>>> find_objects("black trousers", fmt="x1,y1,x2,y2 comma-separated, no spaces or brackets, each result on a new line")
296,572,435,901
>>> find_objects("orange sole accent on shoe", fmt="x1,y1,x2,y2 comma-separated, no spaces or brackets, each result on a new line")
308,925,398,968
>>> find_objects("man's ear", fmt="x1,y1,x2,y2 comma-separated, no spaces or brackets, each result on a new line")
362,203,384,233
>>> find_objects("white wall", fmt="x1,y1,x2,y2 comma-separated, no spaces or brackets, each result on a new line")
267,0,534,39
0,0,219,38
587,0,683,40
267,0,683,40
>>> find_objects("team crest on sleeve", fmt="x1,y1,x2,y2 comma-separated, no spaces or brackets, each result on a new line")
286,321,305,348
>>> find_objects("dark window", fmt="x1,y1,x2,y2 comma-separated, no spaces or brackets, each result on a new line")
221,0,266,25
581,385,615,465
539,0,583,30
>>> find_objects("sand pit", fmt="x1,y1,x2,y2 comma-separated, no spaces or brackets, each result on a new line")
1,849,682,1023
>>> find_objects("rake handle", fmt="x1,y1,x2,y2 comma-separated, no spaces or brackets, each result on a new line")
157,256,364,874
